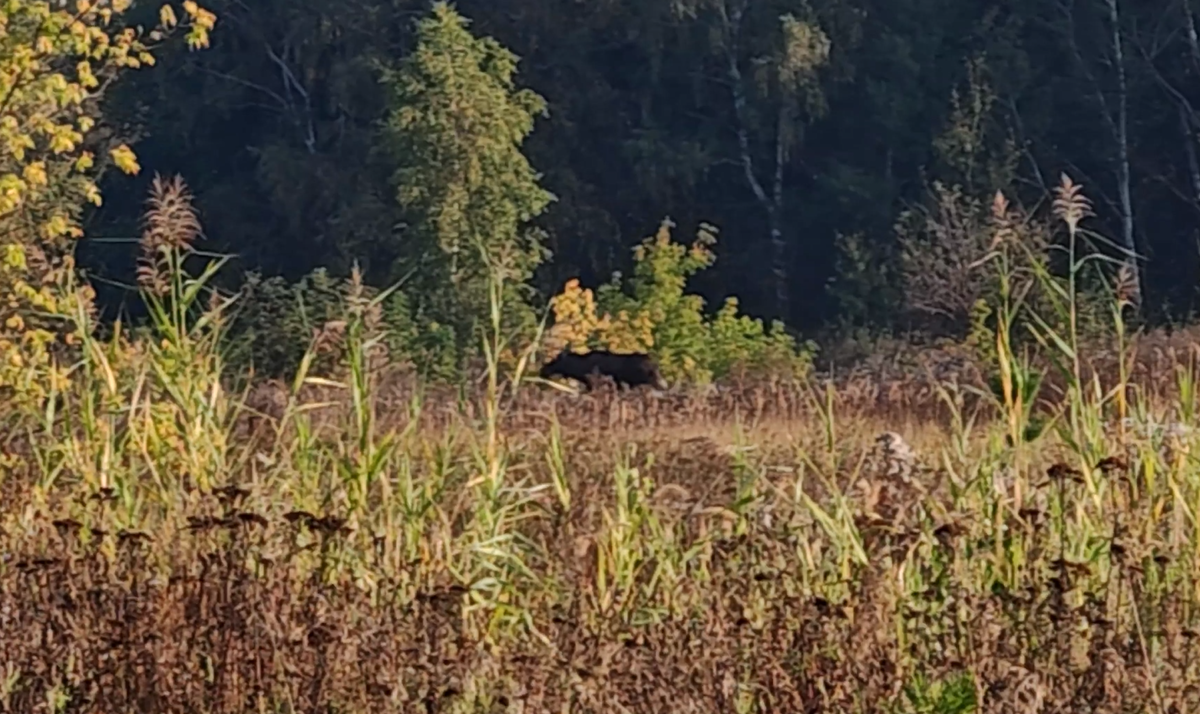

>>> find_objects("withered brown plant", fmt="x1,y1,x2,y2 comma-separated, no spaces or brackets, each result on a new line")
1115,261,1139,310
987,190,1017,249
6,168,1200,713
1051,173,1094,234
137,173,202,296
2,351,1200,712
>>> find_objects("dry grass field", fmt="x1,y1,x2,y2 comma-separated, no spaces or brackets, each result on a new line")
1,174,1197,713
4,321,1200,714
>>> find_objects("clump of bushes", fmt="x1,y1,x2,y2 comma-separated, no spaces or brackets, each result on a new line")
224,268,512,383
223,268,364,378
545,219,814,384
225,219,812,387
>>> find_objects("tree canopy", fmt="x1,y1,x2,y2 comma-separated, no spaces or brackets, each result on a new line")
46,0,1200,337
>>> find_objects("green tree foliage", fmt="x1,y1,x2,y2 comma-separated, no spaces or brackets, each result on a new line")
894,56,1033,335
59,0,1200,343
93,0,400,282
223,268,358,377
379,1,554,374
673,0,833,319
596,219,718,381
224,265,463,383
547,219,813,384
826,230,901,329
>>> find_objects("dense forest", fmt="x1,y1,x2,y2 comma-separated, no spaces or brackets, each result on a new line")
11,9,1200,711
9,0,1200,378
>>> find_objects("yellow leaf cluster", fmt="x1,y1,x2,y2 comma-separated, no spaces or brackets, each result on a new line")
182,1,217,49
546,278,655,356
545,278,607,355
0,0,215,248
0,1,216,421
109,143,140,175
22,162,47,187
599,309,654,354
545,218,810,385
0,249,86,414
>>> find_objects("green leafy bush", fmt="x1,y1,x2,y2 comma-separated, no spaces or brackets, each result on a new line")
546,218,814,384
379,289,464,384
225,268,364,377
225,267,484,383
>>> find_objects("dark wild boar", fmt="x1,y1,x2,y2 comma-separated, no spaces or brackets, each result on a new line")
539,350,668,391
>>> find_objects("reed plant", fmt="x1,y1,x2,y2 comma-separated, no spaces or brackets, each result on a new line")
2,175,1200,713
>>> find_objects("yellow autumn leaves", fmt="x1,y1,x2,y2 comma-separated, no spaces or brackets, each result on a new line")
22,162,47,187
159,1,217,50
0,1,214,243
110,144,140,175
546,220,712,360
0,0,215,415
0,244,81,411
546,279,655,356
544,220,813,384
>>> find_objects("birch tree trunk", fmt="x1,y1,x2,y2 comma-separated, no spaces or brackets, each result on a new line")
720,0,790,320
1062,0,1143,308
1105,0,1141,307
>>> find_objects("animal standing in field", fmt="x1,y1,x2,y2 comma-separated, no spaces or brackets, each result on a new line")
538,349,668,391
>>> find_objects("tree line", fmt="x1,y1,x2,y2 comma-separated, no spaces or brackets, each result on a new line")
6,0,1200,381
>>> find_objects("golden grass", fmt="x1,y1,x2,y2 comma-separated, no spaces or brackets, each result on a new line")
5,173,1200,713
3,335,1200,713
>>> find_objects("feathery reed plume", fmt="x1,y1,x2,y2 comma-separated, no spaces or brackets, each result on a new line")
311,319,348,357
345,263,372,318
1115,261,1139,309
137,174,202,295
1051,173,1093,233
988,190,1017,249
344,262,387,372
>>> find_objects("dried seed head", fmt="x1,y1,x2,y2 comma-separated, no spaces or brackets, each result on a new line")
17,558,59,571
1114,261,1139,309
1052,173,1093,233
52,519,82,542
213,485,250,507
284,510,318,528
989,191,1018,249
315,516,348,534
117,530,152,545
137,174,202,295
89,488,117,503
235,512,269,529
312,320,348,355
1046,462,1083,483
186,516,218,532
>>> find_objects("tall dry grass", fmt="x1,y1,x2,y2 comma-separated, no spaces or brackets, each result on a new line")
3,175,1200,713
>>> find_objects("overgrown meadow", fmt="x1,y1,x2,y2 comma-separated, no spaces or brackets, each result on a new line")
0,172,1199,714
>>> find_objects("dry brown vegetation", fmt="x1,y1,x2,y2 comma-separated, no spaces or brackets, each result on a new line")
5,176,1200,714
5,340,1200,714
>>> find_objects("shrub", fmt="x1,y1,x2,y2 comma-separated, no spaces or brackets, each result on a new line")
0,245,88,416
896,181,1046,334
380,289,464,384
378,2,552,383
224,268,362,378
707,297,810,380
826,230,902,330
226,267,506,383
546,218,814,384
